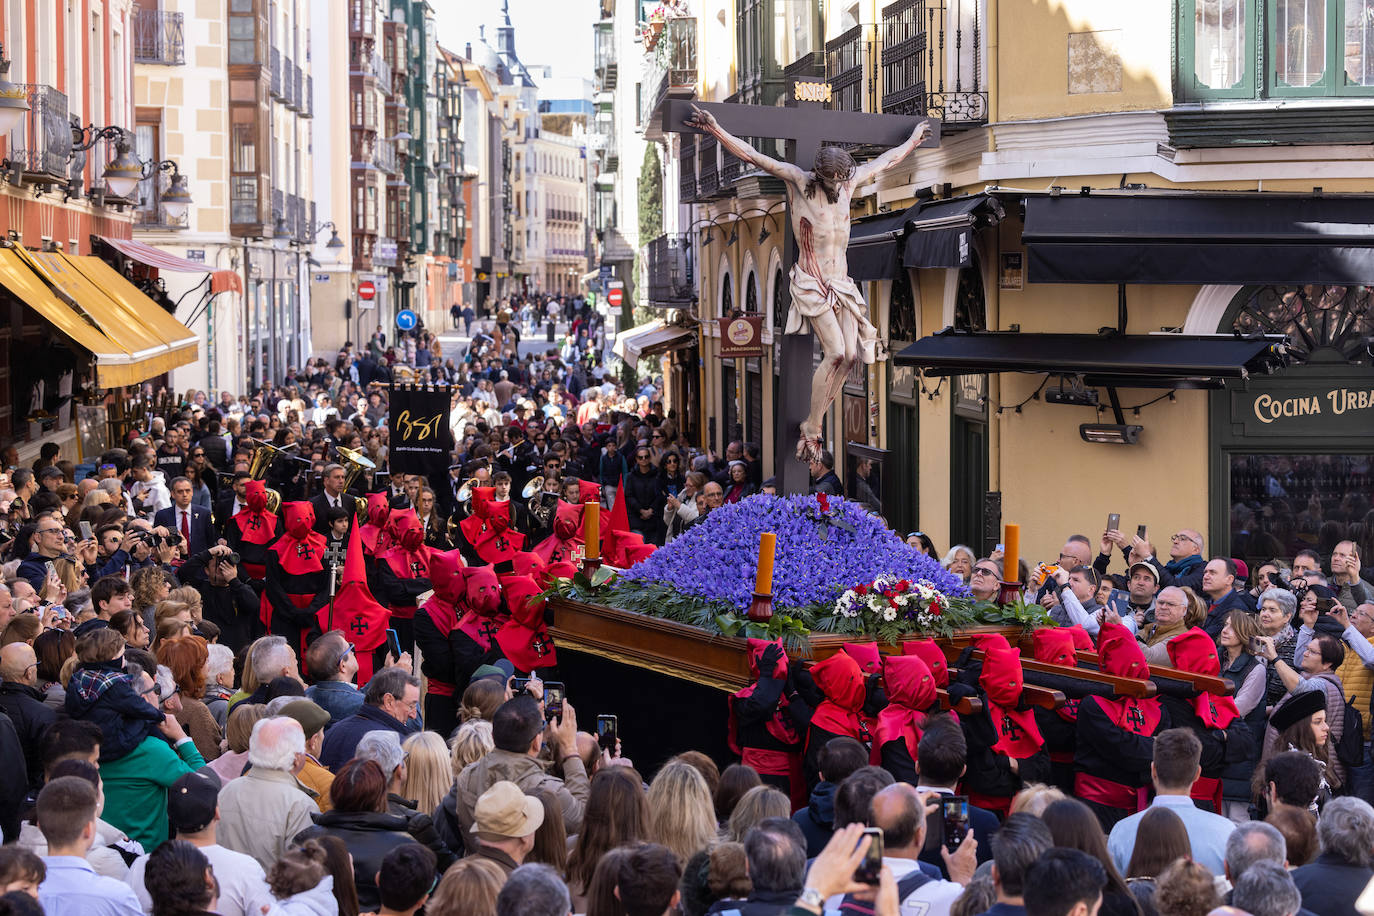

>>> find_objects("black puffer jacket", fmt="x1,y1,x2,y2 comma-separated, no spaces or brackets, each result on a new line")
294,810,421,912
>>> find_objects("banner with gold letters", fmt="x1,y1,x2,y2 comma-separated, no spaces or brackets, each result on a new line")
388,383,455,474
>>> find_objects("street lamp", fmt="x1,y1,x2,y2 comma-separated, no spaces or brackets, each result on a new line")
303,219,345,261
96,132,144,200
0,44,30,136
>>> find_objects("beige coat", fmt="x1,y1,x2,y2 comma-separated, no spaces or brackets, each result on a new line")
451,748,590,852
216,765,319,871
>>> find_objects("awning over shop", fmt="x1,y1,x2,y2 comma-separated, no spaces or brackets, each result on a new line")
1022,193,1374,285
16,249,198,384
846,206,918,281
0,249,136,387
98,235,243,294
613,320,696,364
894,328,1289,388
902,195,1005,269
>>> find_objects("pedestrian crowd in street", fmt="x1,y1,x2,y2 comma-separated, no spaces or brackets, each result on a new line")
0,304,1371,916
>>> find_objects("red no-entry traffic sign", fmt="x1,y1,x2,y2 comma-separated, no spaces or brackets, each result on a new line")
358,280,376,300
607,287,623,307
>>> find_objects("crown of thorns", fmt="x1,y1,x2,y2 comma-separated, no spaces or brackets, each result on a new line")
812,146,856,182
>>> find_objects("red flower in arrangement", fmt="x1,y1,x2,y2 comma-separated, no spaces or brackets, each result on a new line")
888,598,899,608
816,493,830,514
897,580,911,591
856,584,869,595
930,601,943,616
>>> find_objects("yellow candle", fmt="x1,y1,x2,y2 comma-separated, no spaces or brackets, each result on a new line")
755,532,776,595
1003,523,1020,583
584,503,600,561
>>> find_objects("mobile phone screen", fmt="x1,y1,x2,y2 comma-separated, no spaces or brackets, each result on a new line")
512,677,531,695
597,714,618,751
943,796,970,852
1107,513,1121,532
855,828,884,884
1137,524,1148,539
544,682,565,718
79,521,93,540
385,628,402,661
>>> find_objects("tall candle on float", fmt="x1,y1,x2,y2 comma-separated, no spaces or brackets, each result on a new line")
1003,523,1020,583
584,503,600,561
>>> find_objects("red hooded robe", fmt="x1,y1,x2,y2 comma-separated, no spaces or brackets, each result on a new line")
227,480,277,580
494,574,557,673
377,511,432,621
318,520,391,683
729,638,804,806
262,501,329,656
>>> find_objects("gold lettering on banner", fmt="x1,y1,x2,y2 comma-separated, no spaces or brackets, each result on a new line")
1251,389,1374,424
793,81,833,104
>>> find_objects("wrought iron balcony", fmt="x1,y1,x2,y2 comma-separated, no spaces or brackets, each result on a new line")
7,85,70,184
303,75,313,118
826,23,877,112
642,17,696,141
594,21,618,90
679,136,697,203
697,135,720,198
647,234,695,307
270,47,283,98
880,0,987,128
133,9,185,65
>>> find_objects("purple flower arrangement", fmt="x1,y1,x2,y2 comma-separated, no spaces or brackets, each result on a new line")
619,494,969,615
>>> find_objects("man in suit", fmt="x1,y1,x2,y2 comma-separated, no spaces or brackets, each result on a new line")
214,472,250,536
311,463,354,534
156,477,216,558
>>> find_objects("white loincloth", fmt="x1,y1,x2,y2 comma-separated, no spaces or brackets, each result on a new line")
783,265,878,365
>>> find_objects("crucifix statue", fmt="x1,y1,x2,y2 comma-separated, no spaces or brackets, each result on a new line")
666,89,938,490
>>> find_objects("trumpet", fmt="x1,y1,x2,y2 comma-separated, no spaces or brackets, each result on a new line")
245,438,303,514
520,476,544,499
334,445,376,523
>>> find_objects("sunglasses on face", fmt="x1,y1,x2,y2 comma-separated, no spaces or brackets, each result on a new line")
972,567,999,577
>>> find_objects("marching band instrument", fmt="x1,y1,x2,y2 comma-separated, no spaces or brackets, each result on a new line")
455,476,481,504
334,445,377,523
521,476,544,499
245,438,305,514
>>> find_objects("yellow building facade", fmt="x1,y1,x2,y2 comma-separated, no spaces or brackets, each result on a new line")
646,0,1374,572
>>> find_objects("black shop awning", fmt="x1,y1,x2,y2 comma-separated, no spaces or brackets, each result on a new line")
846,206,918,281
903,195,1004,269
1023,192,1374,285
893,329,1289,388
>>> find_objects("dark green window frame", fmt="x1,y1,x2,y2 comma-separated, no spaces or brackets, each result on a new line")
1175,0,1374,100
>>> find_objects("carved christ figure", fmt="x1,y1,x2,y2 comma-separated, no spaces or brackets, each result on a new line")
686,105,931,461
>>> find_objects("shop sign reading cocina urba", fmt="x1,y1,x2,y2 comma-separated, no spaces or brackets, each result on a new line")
1230,383,1374,437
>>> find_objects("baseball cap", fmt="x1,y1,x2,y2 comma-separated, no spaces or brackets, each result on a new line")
1128,559,1162,584
471,780,544,839
278,699,331,739
469,659,514,686
168,770,222,835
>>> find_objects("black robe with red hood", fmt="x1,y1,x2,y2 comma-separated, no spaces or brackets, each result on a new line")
950,637,1052,814
801,651,868,791
224,479,278,586
875,653,939,786
448,565,506,687
375,510,432,655
1074,622,1169,828
263,501,329,658
730,639,809,801
456,487,526,569
413,549,465,736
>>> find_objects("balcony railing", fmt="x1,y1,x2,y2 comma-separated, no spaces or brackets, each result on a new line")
698,136,720,198
647,234,694,307
881,0,987,127
7,85,70,184
679,135,697,203
642,17,696,140
270,47,283,97
133,9,185,65
303,75,313,117
594,21,618,90
826,24,877,112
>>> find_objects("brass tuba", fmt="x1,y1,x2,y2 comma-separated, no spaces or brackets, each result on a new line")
245,438,287,514
455,476,480,504
334,445,377,523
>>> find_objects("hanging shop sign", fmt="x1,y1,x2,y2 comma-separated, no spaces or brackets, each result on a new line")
717,315,764,358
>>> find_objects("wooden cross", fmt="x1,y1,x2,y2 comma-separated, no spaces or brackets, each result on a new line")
664,87,939,494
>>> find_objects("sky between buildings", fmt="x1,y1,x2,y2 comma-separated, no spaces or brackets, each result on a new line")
434,0,602,83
